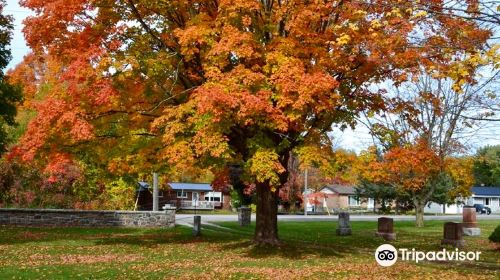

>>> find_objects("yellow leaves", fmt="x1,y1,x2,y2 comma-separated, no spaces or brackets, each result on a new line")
389,8,402,18
370,19,382,29
353,10,367,17
336,34,351,46
249,149,285,186
412,10,428,19
446,48,498,92
348,23,359,32
354,146,388,184
445,157,474,198
449,46,498,93
486,44,500,69
192,130,231,159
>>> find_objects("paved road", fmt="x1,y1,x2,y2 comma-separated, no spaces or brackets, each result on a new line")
176,213,500,225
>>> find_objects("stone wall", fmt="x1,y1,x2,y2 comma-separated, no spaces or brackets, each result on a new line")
0,208,175,228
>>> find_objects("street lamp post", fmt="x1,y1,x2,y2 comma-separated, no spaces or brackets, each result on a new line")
304,168,308,216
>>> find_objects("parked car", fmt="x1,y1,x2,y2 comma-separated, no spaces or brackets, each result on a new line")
473,204,492,215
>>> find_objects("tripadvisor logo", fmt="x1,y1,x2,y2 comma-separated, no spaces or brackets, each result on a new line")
374,244,481,267
375,244,398,267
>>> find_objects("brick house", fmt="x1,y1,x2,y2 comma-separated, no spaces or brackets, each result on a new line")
135,182,231,210
305,184,374,212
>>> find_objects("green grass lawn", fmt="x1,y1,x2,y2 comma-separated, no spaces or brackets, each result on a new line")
0,220,498,279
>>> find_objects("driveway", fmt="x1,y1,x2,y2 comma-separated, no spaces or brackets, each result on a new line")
176,213,500,225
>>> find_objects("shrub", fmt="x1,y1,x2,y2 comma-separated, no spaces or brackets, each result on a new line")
230,189,241,209
489,225,500,243
250,204,257,213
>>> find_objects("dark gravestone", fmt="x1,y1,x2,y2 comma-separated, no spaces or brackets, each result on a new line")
193,215,201,236
238,206,251,226
336,212,352,236
462,206,480,236
375,217,396,241
441,222,464,248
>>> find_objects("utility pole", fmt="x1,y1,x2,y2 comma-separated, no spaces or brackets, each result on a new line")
153,172,159,211
304,168,308,216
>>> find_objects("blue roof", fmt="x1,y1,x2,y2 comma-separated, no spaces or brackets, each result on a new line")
168,182,213,191
137,181,150,191
472,186,500,196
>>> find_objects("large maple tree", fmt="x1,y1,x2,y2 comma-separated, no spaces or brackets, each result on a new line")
12,0,493,244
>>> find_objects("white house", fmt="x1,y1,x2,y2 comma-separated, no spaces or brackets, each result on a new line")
469,186,500,213
426,186,500,214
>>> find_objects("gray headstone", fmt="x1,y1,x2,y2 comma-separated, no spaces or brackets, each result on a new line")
336,212,352,236
193,215,201,236
238,207,251,227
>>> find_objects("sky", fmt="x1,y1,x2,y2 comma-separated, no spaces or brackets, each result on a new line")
5,0,31,69
4,0,499,154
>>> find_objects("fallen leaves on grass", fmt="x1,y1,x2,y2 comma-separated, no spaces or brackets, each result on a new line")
22,253,144,266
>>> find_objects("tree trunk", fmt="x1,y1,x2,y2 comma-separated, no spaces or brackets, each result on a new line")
415,202,425,227
254,181,280,246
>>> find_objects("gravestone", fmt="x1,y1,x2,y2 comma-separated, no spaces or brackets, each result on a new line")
441,222,464,248
238,206,251,227
375,217,396,241
336,212,352,236
462,206,480,236
193,215,201,236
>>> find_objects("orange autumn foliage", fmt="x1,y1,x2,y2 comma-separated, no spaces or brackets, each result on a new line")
6,0,495,241
382,140,442,192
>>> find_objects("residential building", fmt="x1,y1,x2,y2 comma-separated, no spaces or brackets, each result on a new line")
305,184,374,213
426,186,500,214
135,182,231,211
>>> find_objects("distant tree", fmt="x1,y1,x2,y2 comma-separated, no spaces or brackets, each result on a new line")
473,145,500,186
355,179,396,213
0,0,22,155
353,147,396,213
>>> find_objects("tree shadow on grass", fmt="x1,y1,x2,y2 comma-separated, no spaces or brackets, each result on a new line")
0,222,380,260
2,221,498,268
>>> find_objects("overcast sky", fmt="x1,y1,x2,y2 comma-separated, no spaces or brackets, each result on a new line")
5,0,499,154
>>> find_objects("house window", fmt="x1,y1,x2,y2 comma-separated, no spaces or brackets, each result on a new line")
348,196,360,206
176,191,187,198
485,198,490,206
204,191,222,202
